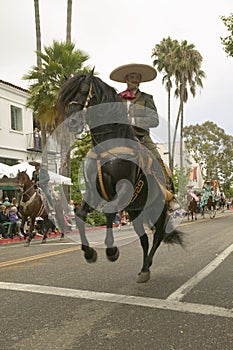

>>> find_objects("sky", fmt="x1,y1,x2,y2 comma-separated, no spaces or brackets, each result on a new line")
0,0,233,141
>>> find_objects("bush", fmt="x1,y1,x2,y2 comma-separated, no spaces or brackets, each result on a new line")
86,210,106,226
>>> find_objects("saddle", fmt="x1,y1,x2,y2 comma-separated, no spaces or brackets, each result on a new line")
87,146,173,203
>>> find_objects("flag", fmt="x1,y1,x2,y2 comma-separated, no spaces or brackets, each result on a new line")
212,179,218,189
189,167,197,181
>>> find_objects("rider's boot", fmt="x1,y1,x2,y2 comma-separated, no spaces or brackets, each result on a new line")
168,196,181,212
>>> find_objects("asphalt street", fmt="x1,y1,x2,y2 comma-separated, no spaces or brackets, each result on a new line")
0,210,232,350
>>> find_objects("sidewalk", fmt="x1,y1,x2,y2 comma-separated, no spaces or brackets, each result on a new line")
1,209,232,245
0,223,120,245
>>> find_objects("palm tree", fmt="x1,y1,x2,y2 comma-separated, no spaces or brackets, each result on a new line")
23,41,91,198
23,41,90,129
171,40,206,170
34,0,42,68
66,0,72,42
152,37,179,171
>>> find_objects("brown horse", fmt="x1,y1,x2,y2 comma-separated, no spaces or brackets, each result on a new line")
187,197,197,221
17,170,64,244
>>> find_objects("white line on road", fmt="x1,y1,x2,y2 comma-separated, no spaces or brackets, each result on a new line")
166,242,233,302
0,282,232,319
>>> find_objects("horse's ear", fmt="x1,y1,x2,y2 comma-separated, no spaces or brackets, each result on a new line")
91,67,95,75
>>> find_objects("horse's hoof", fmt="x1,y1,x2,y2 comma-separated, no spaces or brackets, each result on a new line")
106,247,120,262
85,249,97,263
24,241,30,247
41,239,47,244
137,271,150,283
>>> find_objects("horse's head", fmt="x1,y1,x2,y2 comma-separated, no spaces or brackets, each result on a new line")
57,68,122,134
57,69,95,134
17,170,31,192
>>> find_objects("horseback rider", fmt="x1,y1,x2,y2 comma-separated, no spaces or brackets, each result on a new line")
200,179,213,207
30,161,55,215
109,63,180,212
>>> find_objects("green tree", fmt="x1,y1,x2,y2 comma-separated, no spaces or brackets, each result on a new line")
23,41,90,198
70,132,92,202
66,0,72,43
70,132,107,226
221,14,233,57
34,0,42,68
172,40,206,170
152,38,205,173
23,40,90,134
183,121,233,195
152,37,179,170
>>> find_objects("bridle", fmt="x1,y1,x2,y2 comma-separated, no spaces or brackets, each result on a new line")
68,82,93,111
18,174,35,200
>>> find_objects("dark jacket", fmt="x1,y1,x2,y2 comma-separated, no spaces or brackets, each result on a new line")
32,169,39,183
0,211,9,224
120,90,159,136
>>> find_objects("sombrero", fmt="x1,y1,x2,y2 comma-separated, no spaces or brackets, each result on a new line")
29,161,41,166
110,63,157,83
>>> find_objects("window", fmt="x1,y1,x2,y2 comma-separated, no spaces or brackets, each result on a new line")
10,105,23,131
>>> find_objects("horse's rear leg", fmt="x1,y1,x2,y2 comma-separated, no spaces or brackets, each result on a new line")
131,217,150,283
105,213,119,262
76,201,97,263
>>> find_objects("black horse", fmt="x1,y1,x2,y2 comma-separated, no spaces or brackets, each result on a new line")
57,70,183,283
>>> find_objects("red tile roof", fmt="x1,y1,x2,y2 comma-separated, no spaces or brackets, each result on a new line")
0,79,29,93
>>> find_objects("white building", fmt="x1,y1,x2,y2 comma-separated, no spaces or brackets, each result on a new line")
157,142,204,192
0,79,62,169
0,80,69,199
0,79,42,165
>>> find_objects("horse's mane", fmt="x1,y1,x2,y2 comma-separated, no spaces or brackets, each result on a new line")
57,73,121,116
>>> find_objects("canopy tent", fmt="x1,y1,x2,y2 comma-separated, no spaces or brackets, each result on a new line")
9,162,72,186
0,163,15,179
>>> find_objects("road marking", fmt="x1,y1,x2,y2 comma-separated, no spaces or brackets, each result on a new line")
0,246,81,268
0,281,232,319
0,233,136,268
167,242,233,301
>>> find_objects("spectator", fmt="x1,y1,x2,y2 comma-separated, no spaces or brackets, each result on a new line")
0,205,10,238
33,127,41,149
8,206,22,237
3,197,11,207
11,197,18,208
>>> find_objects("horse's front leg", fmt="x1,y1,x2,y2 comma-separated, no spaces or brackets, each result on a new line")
76,201,97,263
105,213,119,262
26,217,36,245
20,217,27,239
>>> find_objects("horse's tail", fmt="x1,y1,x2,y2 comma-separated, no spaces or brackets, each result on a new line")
163,228,184,246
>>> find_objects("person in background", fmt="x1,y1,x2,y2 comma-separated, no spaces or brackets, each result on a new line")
33,127,41,149
31,162,40,185
8,206,22,238
11,197,18,208
3,197,11,207
0,205,10,238
30,161,55,215
110,63,180,212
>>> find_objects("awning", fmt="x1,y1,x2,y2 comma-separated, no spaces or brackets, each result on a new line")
0,176,18,190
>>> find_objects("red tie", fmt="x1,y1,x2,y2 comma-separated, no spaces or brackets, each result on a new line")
120,89,136,99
